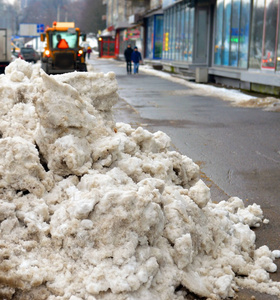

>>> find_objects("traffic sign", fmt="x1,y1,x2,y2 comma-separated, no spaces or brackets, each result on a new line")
37,24,44,33
20,23,45,37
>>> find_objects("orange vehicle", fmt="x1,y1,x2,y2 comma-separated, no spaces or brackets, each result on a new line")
41,21,87,74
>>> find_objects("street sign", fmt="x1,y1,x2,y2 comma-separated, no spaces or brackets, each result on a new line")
19,23,44,37
37,24,44,33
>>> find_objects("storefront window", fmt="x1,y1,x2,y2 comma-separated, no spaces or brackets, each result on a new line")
163,2,194,62
171,7,176,60
168,10,172,59
214,0,250,68
166,10,171,60
189,8,194,62
230,0,241,66
183,4,189,61
146,17,154,59
145,15,163,59
175,5,181,60
163,12,168,59
154,15,163,59
164,9,170,60
249,0,265,69
262,0,278,70
238,0,250,68
214,0,224,65
249,0,280,71
277,16,280,71
222,0,231,65
180,4,185,61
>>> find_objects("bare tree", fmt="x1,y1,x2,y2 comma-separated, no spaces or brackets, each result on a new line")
20,0,68,27
78,0,106,34
0,0,17,33
8,0,105,35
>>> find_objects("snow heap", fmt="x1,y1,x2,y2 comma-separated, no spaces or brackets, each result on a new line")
0,59,279,300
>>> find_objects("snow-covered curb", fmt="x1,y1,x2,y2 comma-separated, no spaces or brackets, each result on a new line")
139,64,280,112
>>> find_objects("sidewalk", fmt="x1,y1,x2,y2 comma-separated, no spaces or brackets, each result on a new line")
139,64,280,112
113,55,280,112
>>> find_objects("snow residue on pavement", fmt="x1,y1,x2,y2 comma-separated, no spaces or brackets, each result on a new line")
141,65,280,112
0,59,280,300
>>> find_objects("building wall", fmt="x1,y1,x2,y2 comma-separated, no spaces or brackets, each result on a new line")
103,0,280,94
106,0,113,26
146,15,164,59
104,0,150,58
150,0,163,9
106,0,150,26
128,0,150,14
105,0,127,27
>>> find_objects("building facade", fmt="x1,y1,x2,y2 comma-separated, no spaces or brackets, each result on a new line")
100,0,150,58
210,0,280,94
102,0,280,95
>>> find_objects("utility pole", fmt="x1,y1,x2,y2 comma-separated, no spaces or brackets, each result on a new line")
57,5,60,22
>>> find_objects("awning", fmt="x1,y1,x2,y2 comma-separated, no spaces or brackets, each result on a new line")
144,8,163,18
100,29,115,38
115,21,134,30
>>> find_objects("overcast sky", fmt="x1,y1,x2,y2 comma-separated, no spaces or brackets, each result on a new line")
4,0,15,4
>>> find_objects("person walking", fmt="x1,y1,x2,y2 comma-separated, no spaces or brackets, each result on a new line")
131,46,142,74
87,46,92,59
124,44,133,74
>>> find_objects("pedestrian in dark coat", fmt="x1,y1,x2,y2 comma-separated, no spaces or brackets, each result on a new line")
131,46,142,74
124,44,133,74
87,46,92,59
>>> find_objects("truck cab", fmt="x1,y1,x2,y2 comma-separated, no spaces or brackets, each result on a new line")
41,22,87,74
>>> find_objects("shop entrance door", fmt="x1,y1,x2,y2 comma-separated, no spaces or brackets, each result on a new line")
194,6,209,64
101,37,115,58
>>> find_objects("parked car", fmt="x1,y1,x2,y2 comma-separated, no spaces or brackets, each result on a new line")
19,47,40,63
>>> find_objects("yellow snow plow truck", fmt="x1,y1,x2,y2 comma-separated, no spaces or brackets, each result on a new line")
40,21,87,74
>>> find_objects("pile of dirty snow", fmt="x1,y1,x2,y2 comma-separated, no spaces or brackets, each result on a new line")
0,59,279,300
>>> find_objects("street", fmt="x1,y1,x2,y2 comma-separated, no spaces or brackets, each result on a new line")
90,56,280,299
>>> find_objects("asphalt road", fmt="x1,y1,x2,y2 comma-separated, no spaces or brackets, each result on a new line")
89,56,280,299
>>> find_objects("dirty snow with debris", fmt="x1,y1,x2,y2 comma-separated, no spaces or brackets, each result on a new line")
141,65,280,112
0,59,280,300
